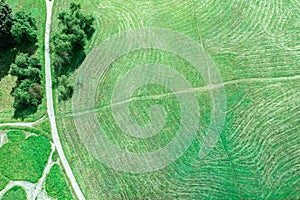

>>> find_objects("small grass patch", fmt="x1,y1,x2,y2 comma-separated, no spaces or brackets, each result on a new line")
45,164,73,200
0,173,9,191
6,130,25,142
51,150,59,162
2,186,27,200
0,135,51,183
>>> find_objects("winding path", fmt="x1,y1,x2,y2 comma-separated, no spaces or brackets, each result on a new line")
44,0,85,199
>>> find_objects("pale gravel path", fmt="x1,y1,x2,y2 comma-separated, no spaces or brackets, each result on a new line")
44,0,85,200
0,116,45,128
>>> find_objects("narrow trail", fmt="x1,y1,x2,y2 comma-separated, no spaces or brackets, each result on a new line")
44,0,85,200
0,116,45,128
68,74,300,118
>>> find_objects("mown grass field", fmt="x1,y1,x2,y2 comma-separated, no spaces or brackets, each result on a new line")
54,0,300,199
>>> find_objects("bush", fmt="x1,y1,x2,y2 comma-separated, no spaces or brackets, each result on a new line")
57,75,73,101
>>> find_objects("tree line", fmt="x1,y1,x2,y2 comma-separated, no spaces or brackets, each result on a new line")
52,3,95,101
0,0,40,118
0,1,95,119
0,1,37,49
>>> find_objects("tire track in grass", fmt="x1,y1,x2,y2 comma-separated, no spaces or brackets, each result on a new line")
225,83,300,198
63,74,300,119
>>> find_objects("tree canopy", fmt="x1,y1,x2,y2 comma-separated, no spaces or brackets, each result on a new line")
11,11,37,44
0,0,14,48
52,3,95,76
9,53,42,112
10,53,41,83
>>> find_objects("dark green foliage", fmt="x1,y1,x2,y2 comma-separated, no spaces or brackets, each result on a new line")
58,3,95,39
0,2,38,81
57,75,73,101
2,186,27,200
7,130,25,142
0,0,14,48
10,11,37,44
53,3,95,76
9,53,42,117
12,79,42,110
0,136,51,183
10,53,41,83
45,164,73,200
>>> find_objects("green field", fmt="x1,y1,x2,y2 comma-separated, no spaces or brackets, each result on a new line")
53,0,300,199
45,164,73,200
2,186,26,200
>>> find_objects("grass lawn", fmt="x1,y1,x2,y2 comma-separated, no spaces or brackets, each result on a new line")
52,0,300,199
0,135,51,183
45,164,73,200
2,186,27,200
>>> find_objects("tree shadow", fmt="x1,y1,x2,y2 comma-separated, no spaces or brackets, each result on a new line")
0,43,37,81
54,49,86,77
12,106,38,121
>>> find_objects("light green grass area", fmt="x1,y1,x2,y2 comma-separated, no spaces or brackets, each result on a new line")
53,0,300,199
2,186,27,200
0,76,16,121
45,164,73,200
6,130,25,142
0,174,9,191
0,135,51,183
0,0,47,123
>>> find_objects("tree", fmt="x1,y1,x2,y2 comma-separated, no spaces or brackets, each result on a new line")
0,0,14,48
53,3,95,76
57,75,73,101
12,79,42,110
58,3,95,39
9,53,41,83
10,11,37,44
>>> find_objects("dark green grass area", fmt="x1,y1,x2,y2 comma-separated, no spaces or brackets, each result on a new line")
45,164,73,200
0,135,51,183
2,186,27,200
6,130,25,142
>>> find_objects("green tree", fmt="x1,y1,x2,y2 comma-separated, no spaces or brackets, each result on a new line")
57,75,73,101
10,11,37,44
12,79,42,110
58,3,95,39
53,3,95,76
0,0,14,48
9,53,41,83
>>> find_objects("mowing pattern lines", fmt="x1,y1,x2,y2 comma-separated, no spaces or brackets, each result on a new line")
52,0,300,199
